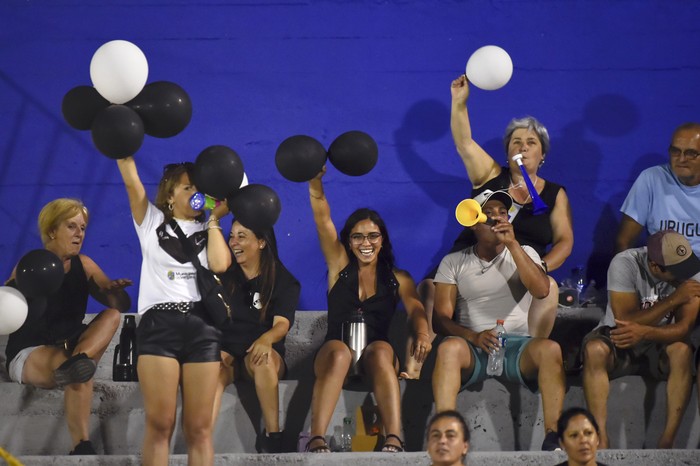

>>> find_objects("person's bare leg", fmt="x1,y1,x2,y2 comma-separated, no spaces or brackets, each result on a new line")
245,350,284,433
181,361,220,466
432,337,473,412
658,342,692,448
519,338,565,433
363,341,402,449
138,355,181,466
528,277,558,338
308,340,351,451
210,352,234,429
582,339,613,448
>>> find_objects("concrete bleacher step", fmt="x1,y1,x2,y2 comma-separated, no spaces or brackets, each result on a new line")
13,450,700,466
2,310,700,456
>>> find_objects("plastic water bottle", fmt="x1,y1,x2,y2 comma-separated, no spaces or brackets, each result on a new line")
486,320,506,376
341,416,353,452
573,265,586,306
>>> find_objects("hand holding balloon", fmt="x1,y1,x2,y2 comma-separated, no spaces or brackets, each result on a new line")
465,45,513,91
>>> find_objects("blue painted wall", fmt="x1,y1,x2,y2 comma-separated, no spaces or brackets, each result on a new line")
1,1,699,311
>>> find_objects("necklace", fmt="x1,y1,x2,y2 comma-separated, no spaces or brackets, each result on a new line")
474,246,500,274
509,175,538,203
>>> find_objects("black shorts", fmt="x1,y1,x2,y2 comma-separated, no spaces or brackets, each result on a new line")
137,304,221,364
582,326,670,380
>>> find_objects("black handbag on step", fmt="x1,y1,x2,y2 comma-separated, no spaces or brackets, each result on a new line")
169,219,231,326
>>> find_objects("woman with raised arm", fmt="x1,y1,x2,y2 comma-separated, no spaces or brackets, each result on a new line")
304,166,431,453
115,157,231,466
211,219,300,453
4,198,130,455
409,75,573,378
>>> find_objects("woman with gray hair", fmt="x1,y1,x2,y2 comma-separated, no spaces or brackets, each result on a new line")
405,75,573,378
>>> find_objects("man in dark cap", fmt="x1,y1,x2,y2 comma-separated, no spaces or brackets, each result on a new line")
582,230,700,449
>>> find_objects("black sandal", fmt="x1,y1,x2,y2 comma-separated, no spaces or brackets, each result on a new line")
381,433,405,452
305,435,331,453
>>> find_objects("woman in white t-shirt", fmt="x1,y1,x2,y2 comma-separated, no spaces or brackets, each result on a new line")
116,157,231,466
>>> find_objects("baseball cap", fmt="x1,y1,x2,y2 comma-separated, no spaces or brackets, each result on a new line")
647,230,700,281
473,189,513,210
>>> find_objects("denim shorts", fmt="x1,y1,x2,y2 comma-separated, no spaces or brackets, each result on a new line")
461,335,538,393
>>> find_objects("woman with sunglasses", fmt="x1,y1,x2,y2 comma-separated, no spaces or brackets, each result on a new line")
116,157,231,466
408,75,573,378
210,220,300,453
304,166,431,453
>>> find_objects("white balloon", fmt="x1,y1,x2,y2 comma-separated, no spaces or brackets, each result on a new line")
240,172,249,188
465,45,513,91
90,40,149,104
0,286,28,335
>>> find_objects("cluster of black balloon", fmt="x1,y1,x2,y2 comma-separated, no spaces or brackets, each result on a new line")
192,145,282,231
275,130,378,182
62,81,192,159
0,250,65,335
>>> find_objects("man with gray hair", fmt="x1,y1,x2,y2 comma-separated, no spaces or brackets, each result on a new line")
616,123,700,254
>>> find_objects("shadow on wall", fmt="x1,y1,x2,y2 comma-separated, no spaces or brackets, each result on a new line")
392,98,461,276
554,94,643,286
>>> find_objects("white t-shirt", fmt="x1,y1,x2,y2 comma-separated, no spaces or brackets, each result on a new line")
133,203,209,315
434,245,543,336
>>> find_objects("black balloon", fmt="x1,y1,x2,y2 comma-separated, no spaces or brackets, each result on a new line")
192,145,244,200
15,250,64,298
275,135,327,182
327,130,378,176
91,105,145,159
127,81,192,138
229,184,281,231
62,85,110,131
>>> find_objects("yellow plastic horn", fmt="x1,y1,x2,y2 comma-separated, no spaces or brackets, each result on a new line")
455,199,488,227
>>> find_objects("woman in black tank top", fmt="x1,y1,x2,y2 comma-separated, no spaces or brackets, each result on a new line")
4,198,130,455
410,76,574,379
303,166,432,454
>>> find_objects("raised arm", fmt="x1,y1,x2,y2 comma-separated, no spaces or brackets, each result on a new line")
80,254,132,312
308,166,348,286
205,203,232,274
495,220,549,298
116,156,148,226
542,188,574,271
450,75,501,188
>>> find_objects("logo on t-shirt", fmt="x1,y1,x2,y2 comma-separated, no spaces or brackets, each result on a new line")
167,270,175,281
252,292,262,310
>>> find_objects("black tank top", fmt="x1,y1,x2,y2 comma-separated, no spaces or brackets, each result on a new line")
451,167,563,257
5,255,89,369
325,261,399,343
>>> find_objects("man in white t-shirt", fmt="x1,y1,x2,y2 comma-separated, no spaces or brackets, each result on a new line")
582,230,700,449
431,191,566,451
616,122,700,254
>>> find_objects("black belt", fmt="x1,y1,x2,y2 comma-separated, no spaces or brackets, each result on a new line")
151,302,196,313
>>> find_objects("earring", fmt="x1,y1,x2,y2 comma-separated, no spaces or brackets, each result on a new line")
168,203,173,211
49,235,55,240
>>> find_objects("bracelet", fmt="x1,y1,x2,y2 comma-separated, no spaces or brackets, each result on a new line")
309,192,325,200
208,214,219,223
417,332,430,337
207,225,222,231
